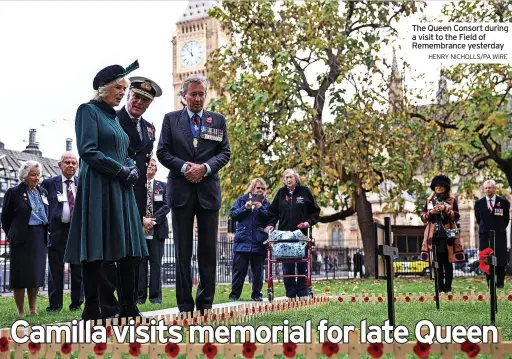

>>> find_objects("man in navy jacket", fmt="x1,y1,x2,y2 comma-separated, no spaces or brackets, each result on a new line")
42,152,84,312
138,159,170,304
157,74,230,314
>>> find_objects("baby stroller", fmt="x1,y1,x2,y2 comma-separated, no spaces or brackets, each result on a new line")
264,228,314,302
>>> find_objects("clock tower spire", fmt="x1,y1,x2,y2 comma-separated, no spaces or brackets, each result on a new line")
172,0,225,110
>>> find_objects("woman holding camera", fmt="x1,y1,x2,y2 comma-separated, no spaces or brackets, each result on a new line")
420,175,465,292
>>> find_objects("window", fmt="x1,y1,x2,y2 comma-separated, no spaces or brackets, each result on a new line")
330,222,344,247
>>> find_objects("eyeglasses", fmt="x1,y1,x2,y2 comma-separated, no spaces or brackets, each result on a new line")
255,186,266,190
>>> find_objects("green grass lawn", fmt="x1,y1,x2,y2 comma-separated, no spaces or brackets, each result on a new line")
0,276,509,331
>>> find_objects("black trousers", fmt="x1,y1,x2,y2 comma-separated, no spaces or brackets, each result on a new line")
436,250,453,291
48,225,84,309
138,236,165,303
172,196,218,313
230,252,263,298
486,265,506,287
283,262,308,298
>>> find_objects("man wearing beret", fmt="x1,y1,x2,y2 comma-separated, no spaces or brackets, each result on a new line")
99,76,163,317
157,74,230,315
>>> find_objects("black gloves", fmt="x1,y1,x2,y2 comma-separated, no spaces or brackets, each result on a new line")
117,166,139,188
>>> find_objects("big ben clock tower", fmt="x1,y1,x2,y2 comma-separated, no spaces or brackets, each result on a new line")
172,0,226,110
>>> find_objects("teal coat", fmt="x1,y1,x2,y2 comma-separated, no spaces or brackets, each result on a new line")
64,100,148,264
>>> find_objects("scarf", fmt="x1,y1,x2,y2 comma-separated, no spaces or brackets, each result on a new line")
88,100,116,119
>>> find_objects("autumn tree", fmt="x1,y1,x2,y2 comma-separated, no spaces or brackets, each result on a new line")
207,0,427,276
410,0,512,195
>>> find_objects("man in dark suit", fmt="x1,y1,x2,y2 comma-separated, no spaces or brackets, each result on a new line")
138,159,170,304
42,152,84,312
475,179,510,289
99,76,163,318
157,74,230,314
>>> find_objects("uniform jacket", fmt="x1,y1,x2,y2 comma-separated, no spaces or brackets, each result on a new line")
267,184,320,235
64,100,148,264
1,182,49,245
149,179,170,240
156,108,230,211
41,174,78,247
420,194,465,263
117,106,155,217
475,196,510,266
229,193,270,256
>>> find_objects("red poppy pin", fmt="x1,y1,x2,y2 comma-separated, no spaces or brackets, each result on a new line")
206,117,213,124
154,188,161,194
497,202,500,207
285,195,291,201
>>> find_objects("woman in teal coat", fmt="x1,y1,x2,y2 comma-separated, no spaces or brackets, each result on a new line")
64,60,148,320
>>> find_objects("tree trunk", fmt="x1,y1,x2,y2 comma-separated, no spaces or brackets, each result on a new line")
355,187,375,277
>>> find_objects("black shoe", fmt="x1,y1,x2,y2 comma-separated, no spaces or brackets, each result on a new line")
229,296,238,302
69,305,81,311
251,294,263,302
46,306,62,313
497,284,504,289
149,300,162,304
136,299,146,305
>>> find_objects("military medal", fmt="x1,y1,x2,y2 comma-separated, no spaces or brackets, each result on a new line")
193,138,198,148
194,124,199,131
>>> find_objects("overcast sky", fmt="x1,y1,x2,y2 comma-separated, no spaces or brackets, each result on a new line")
0,1,448,181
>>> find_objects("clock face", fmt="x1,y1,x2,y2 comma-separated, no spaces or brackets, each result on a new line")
180,41,204,67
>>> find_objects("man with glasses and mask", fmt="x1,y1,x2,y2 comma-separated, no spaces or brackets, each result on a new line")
157,74,230,315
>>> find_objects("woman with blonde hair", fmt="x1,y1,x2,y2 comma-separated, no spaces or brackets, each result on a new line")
228,178,270,301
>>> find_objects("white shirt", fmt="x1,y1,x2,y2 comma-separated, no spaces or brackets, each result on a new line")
61,175,76,223
127,108,142,140
487,195,497,211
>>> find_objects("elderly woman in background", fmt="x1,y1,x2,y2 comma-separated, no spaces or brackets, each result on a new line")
229,178,270,302
420,175,465,293
64,60,148,320
265,169,320,299
1,161,49,317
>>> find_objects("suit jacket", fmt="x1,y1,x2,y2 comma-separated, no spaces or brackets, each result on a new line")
118,106,155,217
41,174,79,247
156,108,230,210
149,179,170,239
475,196,510,265
1,182,49,245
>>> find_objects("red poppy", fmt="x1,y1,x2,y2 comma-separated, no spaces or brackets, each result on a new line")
164,343,179,358
106,326,112,338
242,342,257,358
351,297,356,303
338,296,343,302
377,297,383,303
94,343,107,355
270,305,274,311
28,342,41,354
60,343,72,355
202,343,217,359
367,343,383,358
405,296,410,302
212,314,217,321
463,295,469,301
364,297,369,302
0,337,9,352
282,343,297,358
478,295,483,301
204,316,209,324
129,343,141,357
193,317,198,325
393,297,397,303
461,340,480,358
322,341,339,357
433,295,437,301
419,296,424,303
245,308,249,315
413,342,430,359
508,294,512,302
221,313,226,321
183,319,189,328
448,294,453,300
172,319,178,326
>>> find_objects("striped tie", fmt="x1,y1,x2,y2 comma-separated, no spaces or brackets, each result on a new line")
65,180,74,218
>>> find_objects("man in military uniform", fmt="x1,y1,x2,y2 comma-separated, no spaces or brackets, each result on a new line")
99,76,162,318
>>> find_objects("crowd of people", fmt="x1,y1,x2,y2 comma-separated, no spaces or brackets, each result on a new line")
0,60,510,319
